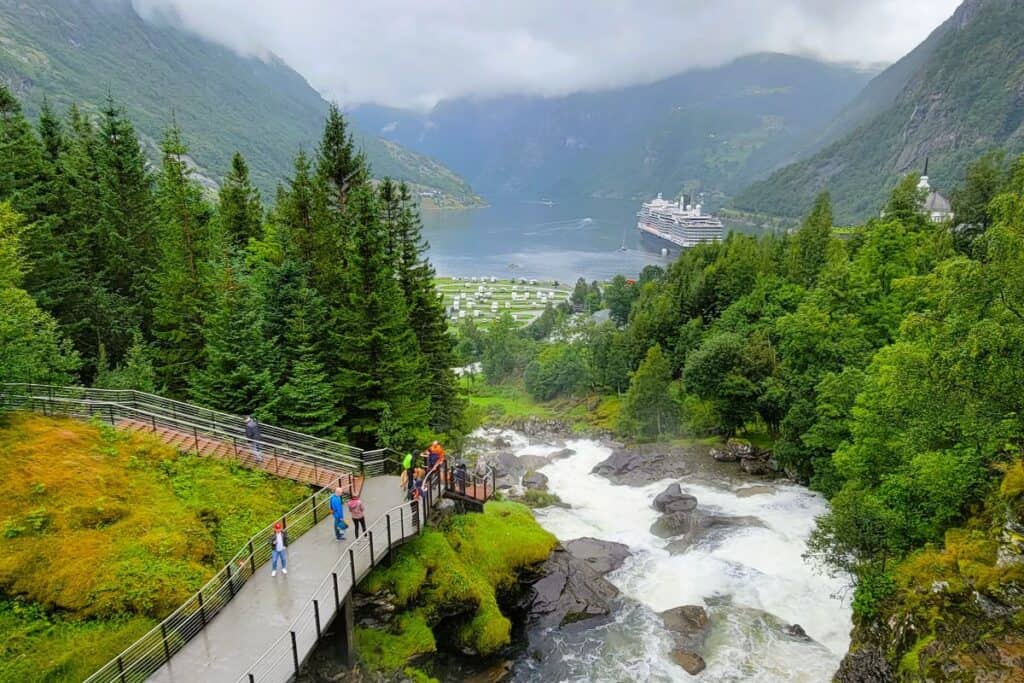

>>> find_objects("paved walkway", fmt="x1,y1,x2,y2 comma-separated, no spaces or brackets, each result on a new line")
149,475,406,683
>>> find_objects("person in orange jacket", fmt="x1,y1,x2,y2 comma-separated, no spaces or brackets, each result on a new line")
427,440,445,475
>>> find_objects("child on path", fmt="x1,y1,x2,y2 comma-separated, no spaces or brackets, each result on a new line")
347,493,367,538
329,487,347,541
269,522,288,576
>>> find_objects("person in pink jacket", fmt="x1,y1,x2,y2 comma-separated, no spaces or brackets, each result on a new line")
347,493,367,538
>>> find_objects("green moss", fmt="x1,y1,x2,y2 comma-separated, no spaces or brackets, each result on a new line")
0,414,309,679
999,459,1024,500
403,667,440,683
898,634,935,674
357,501,556,670
355,612,436,672
521,489,562,508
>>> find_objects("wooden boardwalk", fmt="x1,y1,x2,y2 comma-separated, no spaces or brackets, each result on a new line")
117,419,362,495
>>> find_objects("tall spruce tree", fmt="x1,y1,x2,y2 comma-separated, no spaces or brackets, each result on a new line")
218,152,263,250
333,187,428,448
317,104,367,211
380,179,462,431
189,259,275,416
276,285,339,438
151,123,215,394
0,84,44,218
787,192,834,288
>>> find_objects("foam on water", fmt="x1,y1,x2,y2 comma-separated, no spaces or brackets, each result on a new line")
488,432,851,682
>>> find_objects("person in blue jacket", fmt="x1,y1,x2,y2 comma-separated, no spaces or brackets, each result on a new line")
329,486,347,541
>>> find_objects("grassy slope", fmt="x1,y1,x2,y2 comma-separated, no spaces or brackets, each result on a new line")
0,0,481,205
0,413,309,682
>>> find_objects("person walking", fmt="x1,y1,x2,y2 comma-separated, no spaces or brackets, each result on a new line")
347,493,367,538
329,487,347,541
245,415,262,463
402,451,414,496
269,521,288,576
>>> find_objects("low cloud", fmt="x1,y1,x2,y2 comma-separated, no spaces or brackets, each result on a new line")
132,0,962,109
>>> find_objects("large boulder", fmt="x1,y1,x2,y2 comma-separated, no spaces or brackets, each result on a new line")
592,445,693,485
661,514,765,552
564,537,631,576
653,483,698,513
660,605,710,676
521,546,619,631
833,648,896,683
492,451,551,488
522,471,549,491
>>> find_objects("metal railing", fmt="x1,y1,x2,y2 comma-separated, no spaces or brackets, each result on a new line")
0,384,364,479
81,479,352,683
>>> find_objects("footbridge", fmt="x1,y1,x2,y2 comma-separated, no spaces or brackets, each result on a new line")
0,384,497,682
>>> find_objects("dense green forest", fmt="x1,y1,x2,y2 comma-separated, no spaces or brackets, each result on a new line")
0,83,462,449
459,154,1024,620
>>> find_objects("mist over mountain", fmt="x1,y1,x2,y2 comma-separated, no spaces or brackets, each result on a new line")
734,0,1024,222
0,0,481,204
351,53,875,204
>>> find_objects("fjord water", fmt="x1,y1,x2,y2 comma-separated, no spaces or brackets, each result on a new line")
420,198,671,282
493,433,851,682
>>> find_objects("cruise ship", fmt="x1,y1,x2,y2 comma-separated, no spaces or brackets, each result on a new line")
636,193,724,254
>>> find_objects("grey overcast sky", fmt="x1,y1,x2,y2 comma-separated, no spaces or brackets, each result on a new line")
132,0,963,109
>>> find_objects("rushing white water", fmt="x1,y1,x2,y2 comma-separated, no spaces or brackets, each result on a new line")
485,431,851,682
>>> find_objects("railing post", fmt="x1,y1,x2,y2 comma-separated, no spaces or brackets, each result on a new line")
368,531,375,566
160,621,171,662
349,548,356,587
314,599,321,639
400,509,405,539
193,426,200,455
312,495,318,524
198,590,207,625
232,437,239,459
117,656,127,683
226,563,236,597
150,414,156,431
290,630,299,675
248,540,256,574
386,514,393,567
248,675,255,683
332,571,340,610
107,405,114,425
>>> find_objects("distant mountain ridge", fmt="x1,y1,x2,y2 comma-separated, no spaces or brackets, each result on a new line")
0,0,482,206
734,0,1024,222
351,53,875,206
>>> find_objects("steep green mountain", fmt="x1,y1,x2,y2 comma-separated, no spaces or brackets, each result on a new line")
0,0,481,205
735,0,1024,223
351,53,874,205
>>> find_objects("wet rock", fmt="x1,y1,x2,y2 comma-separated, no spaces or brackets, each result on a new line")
506,417,571,441
740,457,773,476
653,483,698,513
785,623,811,640
564,537,631,576
493,451,550,488
660,605,709,676
710,438,754,463
521,546,619,630
833,648,896,683
463,660,514,683
549,447,576,460
670,650,706,676
522,471,549,491
662,514,765,552
353,590,397,629
591,445,693,485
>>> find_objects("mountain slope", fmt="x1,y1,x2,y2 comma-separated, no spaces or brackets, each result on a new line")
735,0,1024,223
0,0,481,205
351,54,874,205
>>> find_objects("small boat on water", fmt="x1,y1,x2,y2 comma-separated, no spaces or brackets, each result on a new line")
539,198,554,207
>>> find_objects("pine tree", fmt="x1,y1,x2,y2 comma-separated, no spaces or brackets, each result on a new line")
189,260,275,415
150,123,215,394
0,83,44,218
380,181,462,431
334,187,429,448
94,330,157,392
316,104,367,211
276,286,339,438
218,152,263,250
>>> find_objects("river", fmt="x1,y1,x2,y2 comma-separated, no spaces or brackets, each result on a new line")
485,431,851,683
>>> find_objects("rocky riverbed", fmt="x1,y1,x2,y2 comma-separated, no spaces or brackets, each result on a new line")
469,428,851,682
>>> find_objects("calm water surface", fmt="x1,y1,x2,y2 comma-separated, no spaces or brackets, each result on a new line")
421,197,760,282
